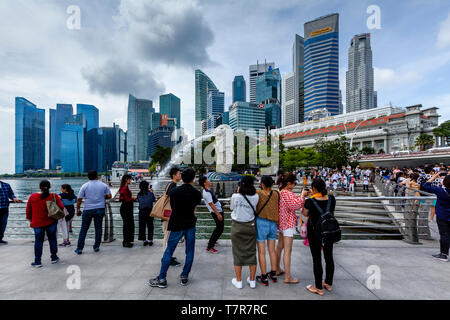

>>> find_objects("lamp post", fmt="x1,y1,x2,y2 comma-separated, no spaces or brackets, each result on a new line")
344,120,365,149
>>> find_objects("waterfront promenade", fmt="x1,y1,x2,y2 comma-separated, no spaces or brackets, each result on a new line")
1,231,449,300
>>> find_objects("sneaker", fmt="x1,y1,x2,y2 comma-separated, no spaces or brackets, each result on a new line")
0,240,8,245
268,270,278,283
231,278,243,289
170,257,181,267
180,275,189,286
143,241,149,246
256,274,269,286
206,247,219,254
247,277,256,289
31,262,42,268
51,257,60,264
149,277,167,288
93,247,100,253
74,249,82,255
148,240,153,246
432,253,448,262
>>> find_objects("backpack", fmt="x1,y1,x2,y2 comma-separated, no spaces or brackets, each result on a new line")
311,198,341,245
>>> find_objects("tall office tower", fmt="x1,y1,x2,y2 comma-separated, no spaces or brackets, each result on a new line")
195,69,217,137
304,13,340,119
49,104,73,169
255,67,282,129
100,123,126,172
127,94,154,162
249,61,275,103
282,72,297,127
346,33,377,113
206,89,225,133
339,90,344,114
160,93,181,129
293,34,305,122
229,102,266,132
15,97,45,174
76,104,100,172
148,126,175,159
232,75,246,103
61,114,86,173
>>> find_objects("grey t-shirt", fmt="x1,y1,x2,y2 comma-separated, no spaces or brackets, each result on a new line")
230,193,259,223
78,180,111,211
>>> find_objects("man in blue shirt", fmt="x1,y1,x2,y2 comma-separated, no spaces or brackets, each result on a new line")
0,181,21,244
74,171,112,254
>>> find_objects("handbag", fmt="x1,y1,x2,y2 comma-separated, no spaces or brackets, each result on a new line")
46,194,65,220
150,184,172,221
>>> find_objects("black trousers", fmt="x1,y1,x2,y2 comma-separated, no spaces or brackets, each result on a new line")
120,202,135,243
437,217,450,255
208,212,224,249
308,231,334,290
138,208,154,241
363,185,369,191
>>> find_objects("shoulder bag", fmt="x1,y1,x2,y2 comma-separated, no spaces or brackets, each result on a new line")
150,183,172,221
47,194,65,220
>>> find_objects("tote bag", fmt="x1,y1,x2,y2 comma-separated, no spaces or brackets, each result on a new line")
150,184,172,221
46,194,65,220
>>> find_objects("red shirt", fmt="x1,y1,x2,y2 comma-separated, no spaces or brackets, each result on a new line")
278,190,305,231
119,186,133,203
26,193,64,228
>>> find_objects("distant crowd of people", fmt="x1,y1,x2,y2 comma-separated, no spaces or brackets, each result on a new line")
0,162,448,296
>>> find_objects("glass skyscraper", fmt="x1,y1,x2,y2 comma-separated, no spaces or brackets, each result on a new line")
61,114,85,173
195,69,217,137
232,75,246,103
293,34,305,123
77,104,100,172
229,102,266,133
304,13,340,118
249,61,275,103
160,93,181,129
148,126,175,159
100,124,126,172
15,97,45,174
255,67,281,104
127,94,154,161
49,104,73,170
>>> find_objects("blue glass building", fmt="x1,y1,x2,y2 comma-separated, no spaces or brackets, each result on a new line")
49,104,73,170
229,102,265,133
127,94,154,162
206,89,224,133
160,94,181,129
15,97,45,174
100,124,125,172
148,126,175,159
232,75,246,103
76,104,100,172
76,104,99,131
264,103,282,129
303,13,340,118
61,114,85,173
195,69,217,137
255,67,281,105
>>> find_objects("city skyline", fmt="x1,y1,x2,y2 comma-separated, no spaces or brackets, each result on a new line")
1,0,450,172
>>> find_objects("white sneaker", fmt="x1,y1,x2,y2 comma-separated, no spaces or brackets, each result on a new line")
232,278,243,289
247,277,256,289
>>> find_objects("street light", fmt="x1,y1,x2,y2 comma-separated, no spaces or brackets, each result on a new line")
344,120,365,149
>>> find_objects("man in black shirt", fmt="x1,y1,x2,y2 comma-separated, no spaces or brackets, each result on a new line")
162,167,182,266
149,168,202,288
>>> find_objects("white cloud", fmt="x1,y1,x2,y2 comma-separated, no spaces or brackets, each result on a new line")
437,12,450,49
374,67,422,89
424,93,450,123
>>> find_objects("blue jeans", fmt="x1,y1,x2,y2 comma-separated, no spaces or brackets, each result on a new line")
256,217,278,242
76,208,105,251
159,226,196,280
0,208,8,241
33,222,58,263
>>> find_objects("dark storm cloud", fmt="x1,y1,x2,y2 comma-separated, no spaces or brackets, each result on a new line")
117,0,214,66
82,59,165,98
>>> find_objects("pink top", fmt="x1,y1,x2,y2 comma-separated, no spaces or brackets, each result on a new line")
278,189,305,231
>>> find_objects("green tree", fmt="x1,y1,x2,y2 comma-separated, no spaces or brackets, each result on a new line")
414,133,435,151
314,134,355,168
433,120,450,146
150,145,172,167
361,146,376,155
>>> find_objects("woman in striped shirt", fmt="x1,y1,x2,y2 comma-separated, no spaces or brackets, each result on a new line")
275,173,308,284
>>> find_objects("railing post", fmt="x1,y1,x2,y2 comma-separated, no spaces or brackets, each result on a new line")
403,198,420,244
418,198,432,240
103,201,115,243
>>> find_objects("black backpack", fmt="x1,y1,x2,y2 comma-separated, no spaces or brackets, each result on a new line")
311,198,341,245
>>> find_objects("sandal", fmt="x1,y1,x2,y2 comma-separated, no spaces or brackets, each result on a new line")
275,270,285,276
322,281,332,292
307,285,324,296
284,277,300,284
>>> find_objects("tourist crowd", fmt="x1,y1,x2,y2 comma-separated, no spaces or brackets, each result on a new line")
0,162,448,297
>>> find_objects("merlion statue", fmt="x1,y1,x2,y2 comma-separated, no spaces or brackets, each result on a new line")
214,125,234,174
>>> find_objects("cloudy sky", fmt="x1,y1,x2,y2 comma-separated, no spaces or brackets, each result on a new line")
1,0,450,173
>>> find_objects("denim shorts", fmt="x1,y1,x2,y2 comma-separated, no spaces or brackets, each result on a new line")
256,217,278,242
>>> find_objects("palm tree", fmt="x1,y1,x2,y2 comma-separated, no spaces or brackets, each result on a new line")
414,134,435,151
433,120,450,147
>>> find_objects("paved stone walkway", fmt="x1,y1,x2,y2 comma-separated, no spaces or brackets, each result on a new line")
0,236,449,300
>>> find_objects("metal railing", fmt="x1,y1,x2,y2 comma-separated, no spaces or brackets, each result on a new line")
374,175,436,244
3,188,435,243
